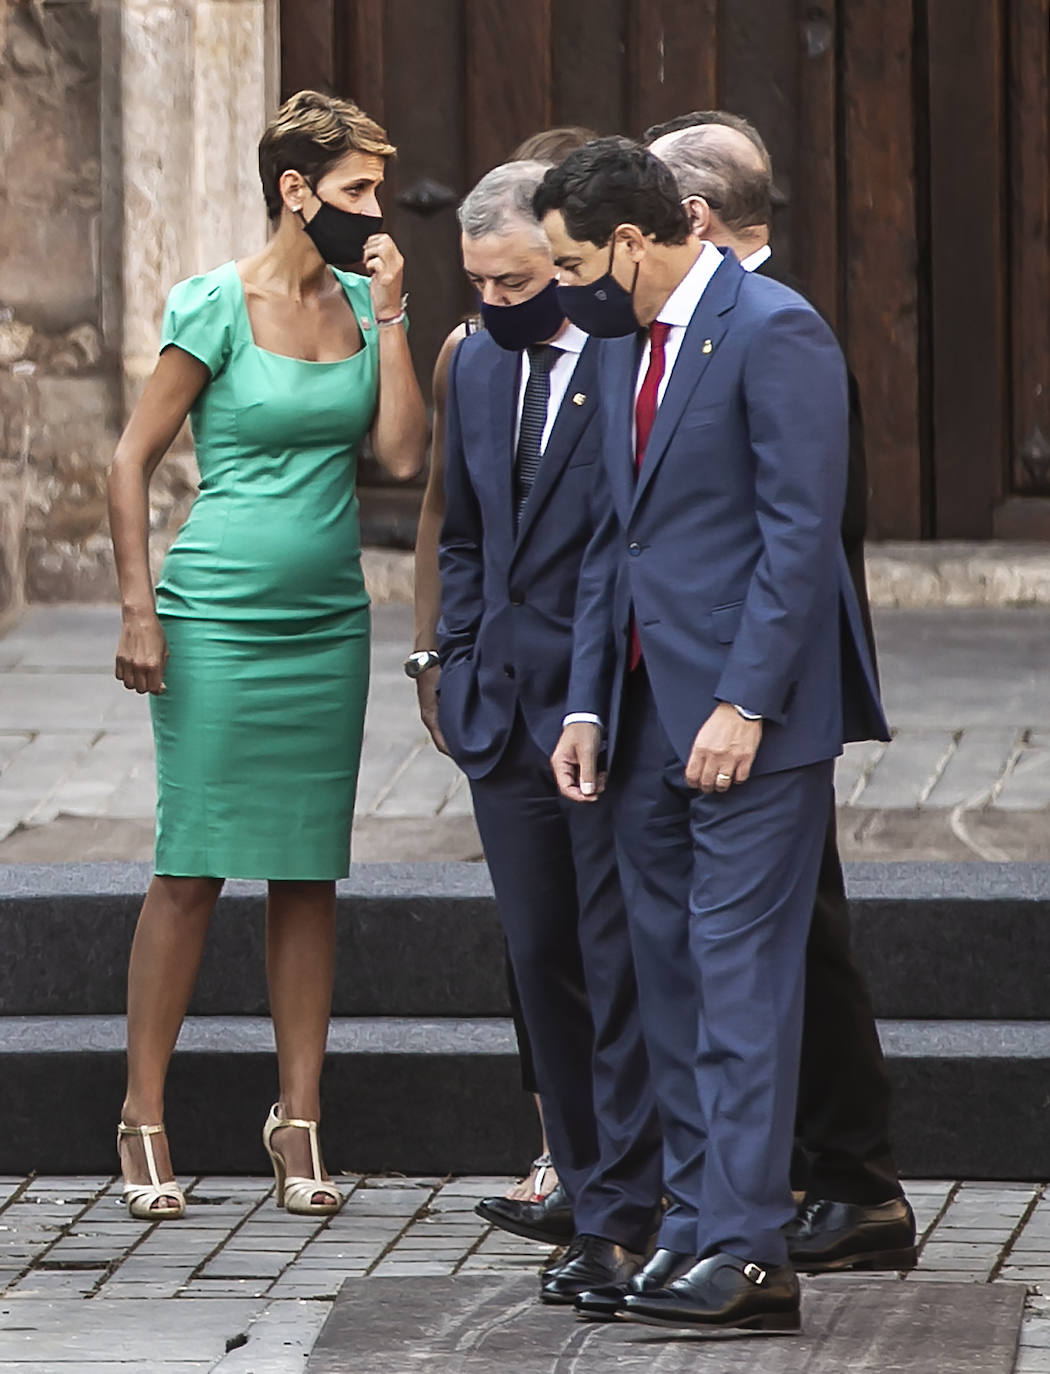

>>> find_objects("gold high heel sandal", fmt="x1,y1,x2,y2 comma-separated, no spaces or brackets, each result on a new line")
262,1104,343,1216
116,1122,186,1220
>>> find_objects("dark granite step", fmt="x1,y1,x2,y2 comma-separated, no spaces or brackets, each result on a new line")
2,861,1050,1019
307,1274,1025,1374
4,1015,1050,1179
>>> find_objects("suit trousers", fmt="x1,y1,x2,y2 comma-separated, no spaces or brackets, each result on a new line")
469,711,661,1250
609,669,832,1266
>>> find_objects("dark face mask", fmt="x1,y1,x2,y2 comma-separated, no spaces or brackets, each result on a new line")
556,238,640,338
479,279,565,351
298,193,382,267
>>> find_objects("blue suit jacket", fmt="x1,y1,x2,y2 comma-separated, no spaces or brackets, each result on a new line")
569,251,890,775
437,331,607,779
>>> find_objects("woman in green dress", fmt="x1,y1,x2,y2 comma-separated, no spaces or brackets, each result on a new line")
107,91,426,1220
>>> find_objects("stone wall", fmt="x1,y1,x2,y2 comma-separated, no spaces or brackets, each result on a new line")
0,0,119,619
0,0,275,621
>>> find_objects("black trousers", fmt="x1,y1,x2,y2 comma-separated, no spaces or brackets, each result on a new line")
508,797,901,1205
792,805,902,1203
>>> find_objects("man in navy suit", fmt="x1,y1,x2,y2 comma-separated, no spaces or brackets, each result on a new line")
646,115,916,1273
536,139,889,1332
437,161,661,1303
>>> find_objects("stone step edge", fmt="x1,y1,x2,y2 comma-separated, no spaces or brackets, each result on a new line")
5,1015,1050,1058
361,544,1050,609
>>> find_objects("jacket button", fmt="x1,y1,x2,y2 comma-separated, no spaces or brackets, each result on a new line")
628,541,641,556
503,664,516,679
509,592,524,606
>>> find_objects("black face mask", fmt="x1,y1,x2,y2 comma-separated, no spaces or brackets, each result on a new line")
556,238,640,338
298,194,382,267
479,279,565,351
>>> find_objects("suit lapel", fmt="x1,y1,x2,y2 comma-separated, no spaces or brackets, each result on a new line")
632,254,742,514
483,343,520,545
513,343,597,548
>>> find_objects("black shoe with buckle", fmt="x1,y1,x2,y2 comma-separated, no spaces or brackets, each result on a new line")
539,1234,644,1305
475,1182,574,1246
786,1195,918,1274
620,1252,801,1331
574,1248,697,1322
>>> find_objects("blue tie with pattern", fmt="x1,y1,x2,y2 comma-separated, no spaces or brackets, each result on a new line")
514,344,559,529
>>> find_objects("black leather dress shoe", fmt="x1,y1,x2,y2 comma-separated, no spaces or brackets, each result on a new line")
786,1195,917,1273
621,1252,800,1331
574,1248,697,1321
540,1234,644,1305
475,1183,574,1245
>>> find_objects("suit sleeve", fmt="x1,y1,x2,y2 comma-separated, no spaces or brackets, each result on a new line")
714,304,849,722
565,450,620,723
436,343,484,669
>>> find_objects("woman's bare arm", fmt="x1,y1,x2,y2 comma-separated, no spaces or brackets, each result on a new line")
107,347,208,693
413,324,467,752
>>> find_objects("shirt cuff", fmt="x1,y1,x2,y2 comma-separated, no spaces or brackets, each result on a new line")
733,704,763,721
563,712,604,729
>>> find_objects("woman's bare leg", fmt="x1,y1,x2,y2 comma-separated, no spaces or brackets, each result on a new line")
266,879,337,1202
506,1095,561,1200
120,874,223,1204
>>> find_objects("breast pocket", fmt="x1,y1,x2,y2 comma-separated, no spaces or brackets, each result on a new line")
710,600,744,643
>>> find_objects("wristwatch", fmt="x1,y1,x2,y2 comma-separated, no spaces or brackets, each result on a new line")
403,649,440,679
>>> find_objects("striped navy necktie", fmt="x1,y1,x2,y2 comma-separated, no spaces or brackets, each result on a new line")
514,344,559,528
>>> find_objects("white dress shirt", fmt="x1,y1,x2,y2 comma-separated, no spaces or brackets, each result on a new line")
513,321,588,452
632,240,723,419
740,243,772,273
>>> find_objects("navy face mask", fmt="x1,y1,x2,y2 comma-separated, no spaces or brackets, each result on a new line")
298,194,382,267
556,238,640,338
480,279,565,351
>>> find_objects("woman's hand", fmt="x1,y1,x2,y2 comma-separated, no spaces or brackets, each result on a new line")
115,610,169,695
363,234,405,320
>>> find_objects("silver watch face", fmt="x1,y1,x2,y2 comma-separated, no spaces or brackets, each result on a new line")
404,651,438,679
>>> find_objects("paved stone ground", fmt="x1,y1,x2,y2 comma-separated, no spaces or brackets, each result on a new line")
0,604,1048,863
0,1174,1048,1370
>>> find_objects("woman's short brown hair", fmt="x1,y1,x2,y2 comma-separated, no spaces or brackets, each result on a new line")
258,90,396,222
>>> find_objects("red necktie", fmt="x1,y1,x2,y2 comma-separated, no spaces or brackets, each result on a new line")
629,321,671,670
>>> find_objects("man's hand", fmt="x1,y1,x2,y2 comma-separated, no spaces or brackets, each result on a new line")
685,702,762,793
551,722,604,803
416,665,449,756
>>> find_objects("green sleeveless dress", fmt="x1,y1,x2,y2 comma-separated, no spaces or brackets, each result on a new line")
150,260,377,879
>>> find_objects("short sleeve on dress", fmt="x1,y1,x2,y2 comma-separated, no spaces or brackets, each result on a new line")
160,272,233,379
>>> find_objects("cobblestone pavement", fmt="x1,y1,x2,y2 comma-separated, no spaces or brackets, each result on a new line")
0,1174,1047,1370
0,604,1048,863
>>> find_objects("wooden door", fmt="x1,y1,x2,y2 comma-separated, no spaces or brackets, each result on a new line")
282,0,1050,541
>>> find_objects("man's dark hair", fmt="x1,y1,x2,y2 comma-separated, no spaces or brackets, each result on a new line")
643,109,771,171
659,128,772,232
532,136,691,247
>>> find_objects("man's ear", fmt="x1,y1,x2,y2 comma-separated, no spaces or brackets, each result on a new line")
682,196,712,239
615,223,649,262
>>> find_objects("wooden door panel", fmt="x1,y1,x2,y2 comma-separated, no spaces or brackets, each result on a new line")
927,0,1008,537
465,0,553,179
842,0,924,539
552,0,629,135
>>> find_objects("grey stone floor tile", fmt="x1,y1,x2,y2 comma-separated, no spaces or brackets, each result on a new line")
996,738,1050,810
924,726,1020,807
853,729,957,808
201,1252,290,1280
211,1298,330,1373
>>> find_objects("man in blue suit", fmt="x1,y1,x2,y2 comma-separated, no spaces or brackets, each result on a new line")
535,139,889,1332
437,161,662,1303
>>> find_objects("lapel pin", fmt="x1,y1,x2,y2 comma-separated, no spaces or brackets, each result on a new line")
702,339,713,354
572,392,587,406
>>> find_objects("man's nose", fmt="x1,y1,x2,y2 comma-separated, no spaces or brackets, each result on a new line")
481,283,506,306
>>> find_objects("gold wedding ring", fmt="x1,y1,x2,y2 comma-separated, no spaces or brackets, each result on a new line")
716,772,733,784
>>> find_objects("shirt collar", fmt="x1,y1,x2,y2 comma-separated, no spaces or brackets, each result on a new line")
550,320,588,354
655,240,724,328
740,244,772,272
